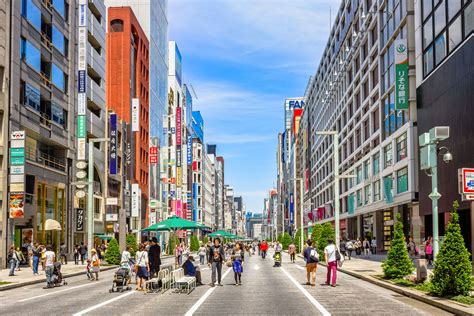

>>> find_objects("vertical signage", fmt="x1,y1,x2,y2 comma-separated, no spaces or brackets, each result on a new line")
187,135,192,165
77,2,87,160
76,208,84,231
132,98,139,132
176,167,182,187
150,146,158,164
131,183,139,217
176,107,182,144
109,114,117,174
9,131,25,219
395,39,409,110
289,193,294,224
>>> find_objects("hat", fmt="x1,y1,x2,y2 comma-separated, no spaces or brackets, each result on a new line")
91,248,97,253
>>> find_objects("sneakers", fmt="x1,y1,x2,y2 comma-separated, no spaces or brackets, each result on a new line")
217,283,223,286
210,283,215,287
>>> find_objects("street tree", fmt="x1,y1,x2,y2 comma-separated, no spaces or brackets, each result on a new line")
280,232,293,250
126,234,138,257
190,235,200,251
105,238,120,265
317,223,335,261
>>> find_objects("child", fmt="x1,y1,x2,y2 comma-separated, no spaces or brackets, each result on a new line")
86,259,93,280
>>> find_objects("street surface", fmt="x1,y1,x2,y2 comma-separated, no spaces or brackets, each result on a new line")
0,251,451,315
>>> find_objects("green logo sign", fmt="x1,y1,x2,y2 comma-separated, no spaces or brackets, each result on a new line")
77,115,86,138
396,43,406,53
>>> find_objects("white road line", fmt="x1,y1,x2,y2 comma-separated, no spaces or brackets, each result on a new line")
281,267,331,316
185,268,232,316
295,265,305,270
72,290,136,316
18,281,103,302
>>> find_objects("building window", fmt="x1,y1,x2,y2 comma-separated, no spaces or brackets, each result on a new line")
383,91,406,138
396,133,407,161
356,189,362,207
364,185,371,205
374,180,381,201
21,0,42,31
51,63,66,91
384,143,393,168
52,0,68,21
363,160,370,180
110,19,124,32
20,38,41,73
52,25,67,56
466,2,474,35
372,108,380,132
397,167,408,193
373,152,380,175
51,102,67,128
356,165,363,184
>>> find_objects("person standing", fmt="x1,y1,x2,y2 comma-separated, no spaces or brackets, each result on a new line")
339,239,347,260
7,246,18,276
232,243,244,286
175,243,183,267
208,238,225,287
135,244,149,291
43,245,56,288
424,236,433,266
79,242,87,264
371,237,377,255
363,238,371,257
32,243,41,275
148,237,161,278
303,240,318,286
16,247,25,271
324,239,337,287
74,245,79,265
345,240,353,260
355,238,362,256
260,240,268,259
288,243,296,263
59,243,67,265
90,249,100,281
407,236,417,259
198,243,207,265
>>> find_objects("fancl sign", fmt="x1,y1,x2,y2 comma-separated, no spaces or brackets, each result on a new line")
284,97,306,129
287,99,305,110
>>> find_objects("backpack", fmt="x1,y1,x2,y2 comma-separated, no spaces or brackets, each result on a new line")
309,248,319,262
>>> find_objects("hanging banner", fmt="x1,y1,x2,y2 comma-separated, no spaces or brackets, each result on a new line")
176,167,182,187
76,208,84,231
187,135,192,165
289,193,294,224
131,183,140,217
109,113,117,174
395,39,409,110
132,98,139,132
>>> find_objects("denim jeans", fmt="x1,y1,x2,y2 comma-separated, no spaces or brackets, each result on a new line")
9,259,16,276
199,255,205,265
211,261,222,284
45,266,54,285
33,255,39,274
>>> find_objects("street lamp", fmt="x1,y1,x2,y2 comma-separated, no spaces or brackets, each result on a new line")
419,126,451,260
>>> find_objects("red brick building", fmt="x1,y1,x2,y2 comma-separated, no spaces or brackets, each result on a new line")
106,7,149,227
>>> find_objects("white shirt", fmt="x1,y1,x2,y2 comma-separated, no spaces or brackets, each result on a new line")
136,251,148,267
121,250,131,263
44,251,55,267
324,244,337,263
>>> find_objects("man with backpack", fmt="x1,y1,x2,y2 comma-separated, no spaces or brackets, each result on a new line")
32,243,41,275
303,239,318,286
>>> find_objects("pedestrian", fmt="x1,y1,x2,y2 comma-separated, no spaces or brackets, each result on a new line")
135,244,149,291
260,240,268,259
339,239,347,260
40,245,46,271
407,236,417,259
79,242,87,264
121,246,132,265
85,259,93,280
90,249,100,281
288,243,296,263
60,243,67,265
182,256,203,285
148,237,161,278
7,246,18,276
208,237,225,287
274,240,282,252
198,242,207,265
303,239,318,286
424,236,433,265
371,237,377,255
257,241,261,256
345,239,353,260
363,238,371,257
232,243,244,286
355,238,362,256
74,245,79,265
175,243,183,267
32,243,41,275
43,245,56,288
324,239,337,287
16,247,25,271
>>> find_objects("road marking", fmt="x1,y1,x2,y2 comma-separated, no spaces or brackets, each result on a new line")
18,281,104,302
72,290,136,316
295,265,305,270
253,264,260,270
281,267,331,316
185,268,232,316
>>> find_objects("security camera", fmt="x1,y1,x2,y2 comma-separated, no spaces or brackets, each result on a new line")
443,152,453,164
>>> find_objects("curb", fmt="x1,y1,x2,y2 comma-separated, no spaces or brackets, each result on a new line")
316,260,473,316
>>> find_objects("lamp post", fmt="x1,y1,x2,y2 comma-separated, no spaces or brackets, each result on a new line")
419,126,451,260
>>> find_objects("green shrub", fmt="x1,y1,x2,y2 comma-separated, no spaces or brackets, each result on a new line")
167,233,180,255
190,235,200,251
431,201,472,297
280,232,293,250
451,295,474,305
202,236,209,245
104,238,120,265
125,234,138,257
382,213,414,279
310,223,322,249
317,223,335,261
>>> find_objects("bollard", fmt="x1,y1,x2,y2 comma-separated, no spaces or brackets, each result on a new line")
415,258,427,282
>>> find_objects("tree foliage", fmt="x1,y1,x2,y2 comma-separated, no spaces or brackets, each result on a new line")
105,238,121,265
190,235,200,252
311,224,323,253
125,234,138,257
317,223,335,261
382,213,414,279
294,229,303,253
280,232,293,250
202,236,209,245
167,233,180,255
431,201,472,297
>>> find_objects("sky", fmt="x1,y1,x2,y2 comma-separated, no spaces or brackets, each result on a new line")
168,0,341,213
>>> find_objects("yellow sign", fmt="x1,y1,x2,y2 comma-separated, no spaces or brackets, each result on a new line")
176,167,182,187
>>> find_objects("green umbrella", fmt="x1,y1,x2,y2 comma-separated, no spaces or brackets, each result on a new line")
143,215,202,232
208,230,233,238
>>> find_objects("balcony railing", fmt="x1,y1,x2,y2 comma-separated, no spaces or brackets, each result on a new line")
25,146,66,172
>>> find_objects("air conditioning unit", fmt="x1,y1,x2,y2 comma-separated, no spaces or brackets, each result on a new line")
430,126,450,141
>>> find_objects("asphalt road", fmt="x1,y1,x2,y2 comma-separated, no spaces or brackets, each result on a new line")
0,251,452,315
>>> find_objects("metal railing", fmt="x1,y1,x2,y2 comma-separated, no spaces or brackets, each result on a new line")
25,146,66,172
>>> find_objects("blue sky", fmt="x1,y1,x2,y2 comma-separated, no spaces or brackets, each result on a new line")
169,0,341,213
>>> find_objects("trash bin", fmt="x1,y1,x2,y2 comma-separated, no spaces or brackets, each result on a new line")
415,258,427,282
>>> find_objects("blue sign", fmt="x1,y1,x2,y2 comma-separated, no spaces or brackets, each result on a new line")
78,70,86,93
187,136,192,165
289,193,294,224
163,127,168,134
170,127,176,134
193,183,197,222
175,45,182,86
109,114,117,174
192,111,204,143
288,100,305,109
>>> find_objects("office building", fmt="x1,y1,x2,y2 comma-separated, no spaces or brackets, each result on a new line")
203,151,215,229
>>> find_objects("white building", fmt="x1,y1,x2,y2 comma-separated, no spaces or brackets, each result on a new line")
203,153,216,229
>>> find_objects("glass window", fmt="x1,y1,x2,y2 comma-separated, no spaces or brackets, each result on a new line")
373,152,380,175
434,32,447,65
397,167,408,193
423,16,433,49
466,2,474,36
52,25,66,56
434,1,446,36
424,45,434,75
52,0,67,20
374,180,381,201
384,143,393,168
356,189,362,207
22,0,42,31
364,185,371,205
24,83,40,111
448,15,462,52
20,39,41,72
396,133,407,161
51,63,65,91
448,0,461,21
51,102,66,128
422,0,432,20
356,165,363,184
363,160,370,180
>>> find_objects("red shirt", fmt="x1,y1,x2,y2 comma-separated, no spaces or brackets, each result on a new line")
260,243,268,251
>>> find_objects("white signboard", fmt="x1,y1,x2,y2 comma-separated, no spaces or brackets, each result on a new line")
11,131,25,140
106,214,118,221
77,138,86,160
10,166,24,175
78,93,86,115
106,197,118,206
132,98,139,132
131,183,139,217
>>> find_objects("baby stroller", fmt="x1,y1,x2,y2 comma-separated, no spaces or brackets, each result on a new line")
50,262,67,287
273,251,282,267
110,263,132,293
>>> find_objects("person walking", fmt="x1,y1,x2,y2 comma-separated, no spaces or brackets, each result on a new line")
148,237,161,278
288,243,296,263
324,239,337,287
407,236,417,259
232,243,244,286
198,243,207,265
339,239,347,260
260,240,268,259
355,238,362,256
175,243,183,267
135,244,149,291
15,247,25,271
79,242,87,264
43,245,55,288
74,244,79,265
208,238,225,287
90,249,100,281
345,239,353,260
424,236,433,266
371,237,377,255
363,238,371,257
303,239,318,286
7,246,19,276
59,243,67,265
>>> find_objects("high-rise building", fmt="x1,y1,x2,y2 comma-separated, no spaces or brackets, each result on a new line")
191,111,204,223
203,151,215,229
216,156,225,229
106,6,150,233
224,185,234,230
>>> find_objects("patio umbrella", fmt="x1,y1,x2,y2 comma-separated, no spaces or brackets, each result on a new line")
143,215,203,232
208,230,233,238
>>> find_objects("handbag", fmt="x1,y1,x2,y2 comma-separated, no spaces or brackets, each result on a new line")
226,259,232,267
134,252,144,273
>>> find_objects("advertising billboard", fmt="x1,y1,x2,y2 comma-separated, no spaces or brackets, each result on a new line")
192,111,204,143
109,114,117,174
284,97,305,129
